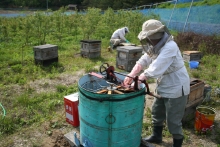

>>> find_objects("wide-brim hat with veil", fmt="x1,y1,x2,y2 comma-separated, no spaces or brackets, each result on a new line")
138,19,170,41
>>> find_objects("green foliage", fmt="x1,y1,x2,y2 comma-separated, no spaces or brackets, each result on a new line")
158,0,219,9
145,107,151,118
56,84,68,93
0,117,19,135
80,8,102,39
11,64,23,72
0,8,220,146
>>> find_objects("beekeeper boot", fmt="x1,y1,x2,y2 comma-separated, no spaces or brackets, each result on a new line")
107,46,111,52
173,137,183,147
144,126,163,143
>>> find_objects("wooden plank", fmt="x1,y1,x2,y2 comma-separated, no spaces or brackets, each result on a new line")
183,96,203,123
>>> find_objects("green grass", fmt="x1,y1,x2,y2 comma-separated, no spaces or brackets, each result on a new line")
0,7,220,146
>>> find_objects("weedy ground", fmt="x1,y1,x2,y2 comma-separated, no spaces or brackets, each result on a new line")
0,9,220,147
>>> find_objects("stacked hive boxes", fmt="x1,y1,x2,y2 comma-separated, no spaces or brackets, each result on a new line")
80,40,101,58
116,46,143,72
182,79,205,123
33,44,58,65
182,51,202,62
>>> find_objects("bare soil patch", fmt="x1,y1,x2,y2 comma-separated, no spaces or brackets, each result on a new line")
1,72,219,147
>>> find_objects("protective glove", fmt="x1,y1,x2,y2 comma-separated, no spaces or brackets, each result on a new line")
123,63,143,86
126,39,130,43
130,73,147,89
139,73,147,81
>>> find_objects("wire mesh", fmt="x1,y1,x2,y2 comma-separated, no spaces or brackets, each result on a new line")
80,78,108,93
140,4,220,35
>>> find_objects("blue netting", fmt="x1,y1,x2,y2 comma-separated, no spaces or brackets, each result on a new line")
177,0,202,3
140,4,220,35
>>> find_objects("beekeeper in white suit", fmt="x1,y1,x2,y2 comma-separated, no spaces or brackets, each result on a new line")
108,27,129,50
124,19,190,147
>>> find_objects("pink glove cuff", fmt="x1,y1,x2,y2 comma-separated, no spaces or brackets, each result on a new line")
129,63,143,77
139,73,147,81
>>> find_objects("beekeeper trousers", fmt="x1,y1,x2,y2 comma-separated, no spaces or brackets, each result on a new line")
151,95,188,139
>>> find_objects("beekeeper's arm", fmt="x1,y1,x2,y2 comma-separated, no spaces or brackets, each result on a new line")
118,28,127,42
124,53,152,85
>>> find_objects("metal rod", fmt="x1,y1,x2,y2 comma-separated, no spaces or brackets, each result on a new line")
168,0,177,28
183,0,194,33
46,0,48,10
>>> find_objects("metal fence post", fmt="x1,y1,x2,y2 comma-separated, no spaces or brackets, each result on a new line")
183,0,194,33
168,0,177,28
147,5,152,14
46,0,48,10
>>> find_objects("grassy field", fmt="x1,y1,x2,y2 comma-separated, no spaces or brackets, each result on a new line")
0,7,220,147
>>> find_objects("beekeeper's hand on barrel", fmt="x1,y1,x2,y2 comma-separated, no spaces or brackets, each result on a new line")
123,63,143,86
130,72,147,89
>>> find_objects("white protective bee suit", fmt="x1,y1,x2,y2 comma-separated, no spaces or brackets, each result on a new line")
124,19,190,147
110,27,129,48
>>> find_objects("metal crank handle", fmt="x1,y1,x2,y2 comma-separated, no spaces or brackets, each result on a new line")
141,79,162,99
146,92,162,99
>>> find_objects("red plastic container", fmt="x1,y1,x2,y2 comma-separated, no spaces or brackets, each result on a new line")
64,92,79,127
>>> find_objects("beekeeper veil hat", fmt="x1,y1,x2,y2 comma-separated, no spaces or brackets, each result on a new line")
138,19,170,41
124,27,129,33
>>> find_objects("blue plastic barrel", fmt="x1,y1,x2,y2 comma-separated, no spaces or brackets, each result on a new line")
78,73,146,147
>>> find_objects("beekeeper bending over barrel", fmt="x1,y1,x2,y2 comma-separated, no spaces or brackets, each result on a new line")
124,19,190,147
108,27,129,50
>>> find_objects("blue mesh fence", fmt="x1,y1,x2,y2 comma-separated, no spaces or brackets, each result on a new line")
177,0,201,3
1,3,220,35
140,4,220,35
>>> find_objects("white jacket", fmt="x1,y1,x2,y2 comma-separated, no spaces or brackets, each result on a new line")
137,40,190,98
111,27,127,42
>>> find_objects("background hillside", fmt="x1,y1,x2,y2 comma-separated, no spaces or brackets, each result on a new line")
0,0,165,10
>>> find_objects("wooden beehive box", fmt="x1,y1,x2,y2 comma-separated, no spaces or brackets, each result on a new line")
80,40,101,58
34,44,58,60
116,46,143,72
182,51,202,62
33,44,58,65
182,79,205,123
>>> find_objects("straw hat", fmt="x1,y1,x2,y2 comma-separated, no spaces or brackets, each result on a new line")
138,19,165,40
